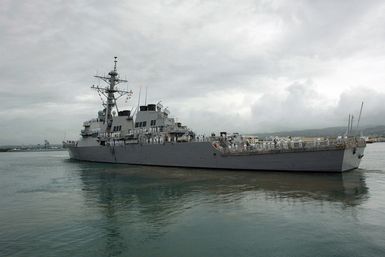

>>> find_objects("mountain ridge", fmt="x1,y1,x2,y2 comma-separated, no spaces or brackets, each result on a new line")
252,125,385,138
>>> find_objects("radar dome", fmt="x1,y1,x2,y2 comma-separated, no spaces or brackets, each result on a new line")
108,70,118,76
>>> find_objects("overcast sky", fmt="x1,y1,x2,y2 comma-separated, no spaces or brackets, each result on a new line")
1,0,385,145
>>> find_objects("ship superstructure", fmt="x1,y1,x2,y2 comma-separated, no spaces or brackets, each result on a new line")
65,58,366,172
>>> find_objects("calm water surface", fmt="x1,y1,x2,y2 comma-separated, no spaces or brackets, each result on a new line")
1,143,385,257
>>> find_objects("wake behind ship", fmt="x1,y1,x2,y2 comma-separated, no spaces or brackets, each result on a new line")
64,58,366,172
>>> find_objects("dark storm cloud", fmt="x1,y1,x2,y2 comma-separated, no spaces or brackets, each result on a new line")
1,0,385,144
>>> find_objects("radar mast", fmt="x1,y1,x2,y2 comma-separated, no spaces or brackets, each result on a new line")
91,57,133,133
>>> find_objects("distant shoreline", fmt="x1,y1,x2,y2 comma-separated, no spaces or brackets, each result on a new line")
0,148,66,153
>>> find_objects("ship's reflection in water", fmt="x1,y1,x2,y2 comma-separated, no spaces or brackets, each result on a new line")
75,162,369,256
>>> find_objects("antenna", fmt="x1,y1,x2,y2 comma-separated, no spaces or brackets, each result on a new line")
346,114,351,135
145,86,148,105
350,115,354,135
137,86,142,109
114,56,117,72
356,101,364,129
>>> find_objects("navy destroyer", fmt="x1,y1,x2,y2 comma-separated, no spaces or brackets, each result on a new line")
65,58,366,172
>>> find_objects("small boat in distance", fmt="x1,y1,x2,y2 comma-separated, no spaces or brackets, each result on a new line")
64,58,366,172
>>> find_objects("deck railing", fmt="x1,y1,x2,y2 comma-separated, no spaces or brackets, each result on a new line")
214,137,366,155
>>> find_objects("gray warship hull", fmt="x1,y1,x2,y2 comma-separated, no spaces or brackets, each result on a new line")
67,141,364,172
66,58,366,173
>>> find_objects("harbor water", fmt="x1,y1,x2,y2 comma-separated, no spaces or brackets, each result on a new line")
1,143,385,257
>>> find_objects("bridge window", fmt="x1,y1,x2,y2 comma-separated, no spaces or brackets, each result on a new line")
113,125,122,132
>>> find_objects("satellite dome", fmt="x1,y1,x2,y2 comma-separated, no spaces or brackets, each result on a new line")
108,70,118,76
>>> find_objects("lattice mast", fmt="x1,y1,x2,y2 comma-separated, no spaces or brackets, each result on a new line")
91,57,132,133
